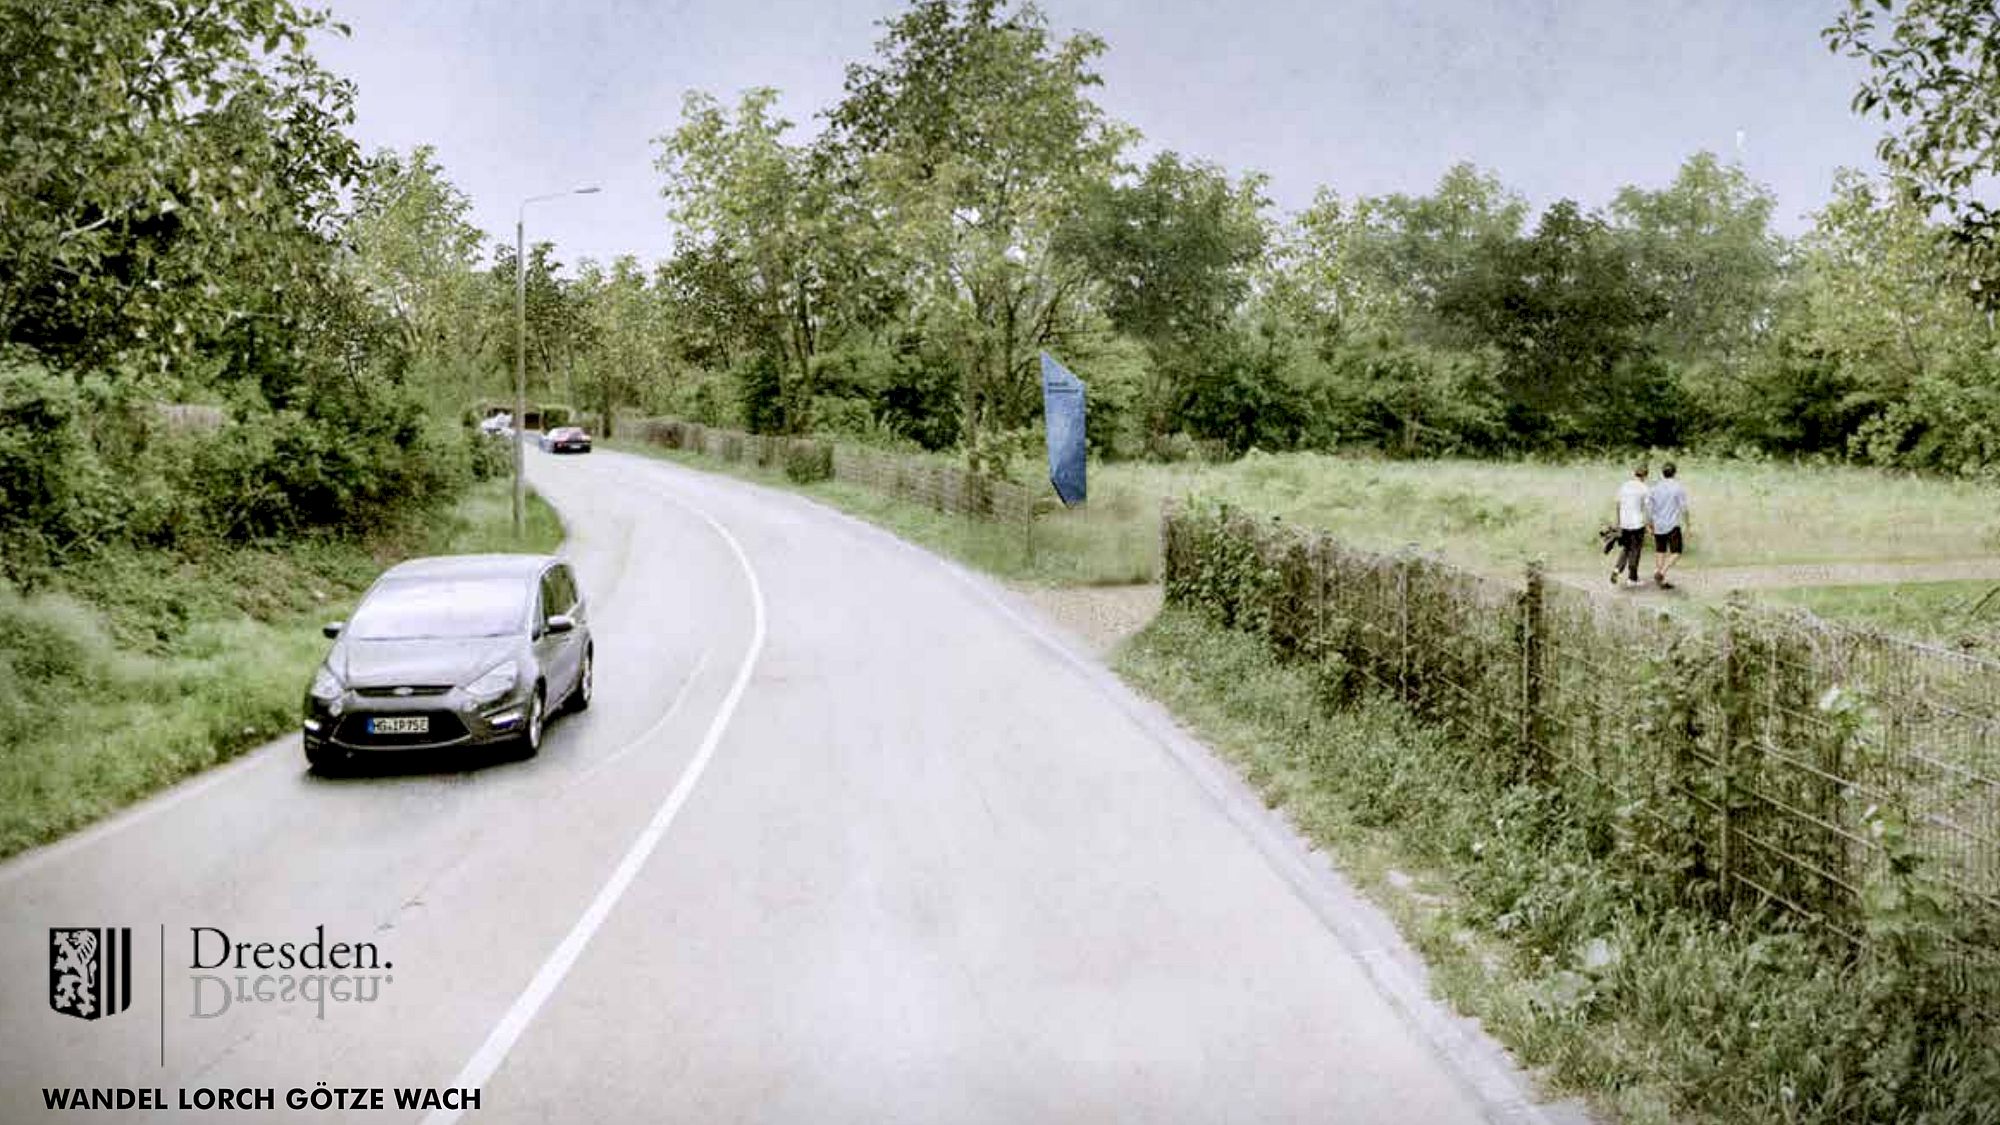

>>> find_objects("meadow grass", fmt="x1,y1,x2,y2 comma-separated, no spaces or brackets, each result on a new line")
1098,451,2000,575
622,438,2000,596
1759,580,2000,649
0,480,564,859
613,441,1159,586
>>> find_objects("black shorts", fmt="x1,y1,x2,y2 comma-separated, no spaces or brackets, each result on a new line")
1654,528,1684,554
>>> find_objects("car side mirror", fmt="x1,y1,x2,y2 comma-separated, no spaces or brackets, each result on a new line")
322,621,343,639
545,614,576,636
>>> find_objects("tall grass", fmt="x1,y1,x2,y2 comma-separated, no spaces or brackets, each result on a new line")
0,480,564,858
1120,610,2000,1125
1102,451,2000,574
1762,580,2000,649
630,436,2000,588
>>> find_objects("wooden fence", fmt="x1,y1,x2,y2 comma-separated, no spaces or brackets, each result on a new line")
630,418,1038,527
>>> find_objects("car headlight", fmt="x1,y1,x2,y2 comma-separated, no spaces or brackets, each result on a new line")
309,665,343,702
465,661,520,705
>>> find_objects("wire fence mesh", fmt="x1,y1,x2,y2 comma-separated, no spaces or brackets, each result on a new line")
1163,499,2000,1009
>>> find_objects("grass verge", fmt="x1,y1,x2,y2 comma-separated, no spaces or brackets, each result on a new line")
0,479,563,859
1759,580,2000,652
1118,608,2000,1125
610,440,1157,586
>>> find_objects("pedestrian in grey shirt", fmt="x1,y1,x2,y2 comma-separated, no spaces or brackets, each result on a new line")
1647,461,1690,589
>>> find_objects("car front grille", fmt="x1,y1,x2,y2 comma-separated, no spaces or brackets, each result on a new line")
354,685,453,698
334,711,469,747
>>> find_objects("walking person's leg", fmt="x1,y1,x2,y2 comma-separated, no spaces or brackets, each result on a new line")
1616,529,1643,584
1657,528,1683,587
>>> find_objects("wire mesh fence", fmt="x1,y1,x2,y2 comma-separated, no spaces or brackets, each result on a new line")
1163,499,2000,1007
631,417,1037,527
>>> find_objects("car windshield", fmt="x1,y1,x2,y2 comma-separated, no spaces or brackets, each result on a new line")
347,577,528,640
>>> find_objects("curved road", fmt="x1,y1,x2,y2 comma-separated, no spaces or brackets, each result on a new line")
2,449,1562,1123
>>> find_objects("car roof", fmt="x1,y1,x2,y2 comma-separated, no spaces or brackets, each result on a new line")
378,554,559,583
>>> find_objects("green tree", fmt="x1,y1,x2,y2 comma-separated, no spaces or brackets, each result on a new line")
1827,0,2000,300
1434,200,1671,446
1283,163,1528,342
1059,152,1270,442
1610,152,1782,371
656,88,839,431
0,0,363,377
573,256,667,437
488,241,586,412
1755,170,2000,471
825,0,1132,466
343,146,491,387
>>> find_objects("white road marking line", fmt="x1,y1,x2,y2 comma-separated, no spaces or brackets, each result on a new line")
420,478,767,1125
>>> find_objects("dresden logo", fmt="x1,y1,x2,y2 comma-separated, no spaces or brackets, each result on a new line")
50,928,133,1021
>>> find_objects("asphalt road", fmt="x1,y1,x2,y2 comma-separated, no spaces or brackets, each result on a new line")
1,448,1563,1124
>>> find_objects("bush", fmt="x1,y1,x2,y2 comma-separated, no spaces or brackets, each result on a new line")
735,353,785,434
782,439,834,484
466,426,509,481
0,355,126,580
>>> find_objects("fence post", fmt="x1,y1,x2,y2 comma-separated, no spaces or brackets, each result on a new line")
1397,557,1411,703
1521,560,1547,781
1314,533,1328,663
1718,594,1746,904
1023,493,1036,567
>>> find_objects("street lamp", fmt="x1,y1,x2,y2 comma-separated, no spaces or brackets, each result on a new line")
514,185,601,536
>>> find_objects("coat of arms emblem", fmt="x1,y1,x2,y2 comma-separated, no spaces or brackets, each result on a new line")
49,928,132,1020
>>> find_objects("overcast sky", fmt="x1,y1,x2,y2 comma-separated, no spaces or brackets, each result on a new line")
314,0,1889,271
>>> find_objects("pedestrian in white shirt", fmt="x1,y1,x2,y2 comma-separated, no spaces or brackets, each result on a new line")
1647,461,1690,589
1612,464,1650,586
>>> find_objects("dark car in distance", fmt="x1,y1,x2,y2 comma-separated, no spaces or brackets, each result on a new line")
544,426,592,454
303,555,592,771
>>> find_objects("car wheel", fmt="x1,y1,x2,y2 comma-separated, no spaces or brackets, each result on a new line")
306,746,346,776
569,646,593,713
519,686,545,758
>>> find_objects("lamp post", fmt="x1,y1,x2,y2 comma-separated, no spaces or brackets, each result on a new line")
514,186,601,536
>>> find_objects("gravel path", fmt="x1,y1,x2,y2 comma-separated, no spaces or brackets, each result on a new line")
1007,582,1164,656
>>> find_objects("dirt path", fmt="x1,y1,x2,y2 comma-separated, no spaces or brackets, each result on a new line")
1008,582,1163,655
1553,557,2000,595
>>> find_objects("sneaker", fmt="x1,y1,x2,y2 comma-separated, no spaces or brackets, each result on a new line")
1660,579,1676,590
1610,572,1620,586
1653,573,1665,586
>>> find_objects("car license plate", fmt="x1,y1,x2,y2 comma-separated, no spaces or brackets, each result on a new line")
368,716,429,735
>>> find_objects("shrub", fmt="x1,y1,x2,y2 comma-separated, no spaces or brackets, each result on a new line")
466,426,509,482
0,355,125,580
783,439,834,484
